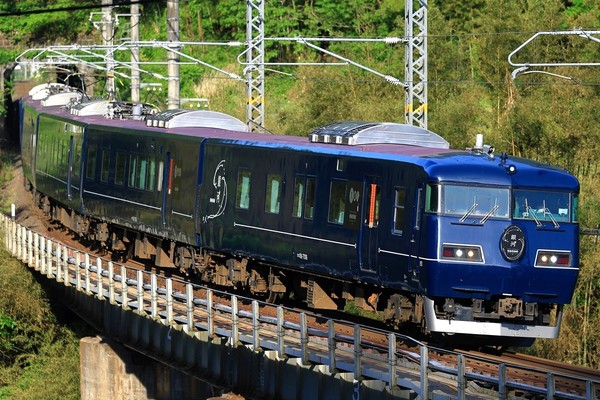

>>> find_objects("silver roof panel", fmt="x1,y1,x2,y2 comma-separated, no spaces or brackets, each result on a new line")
308,121,449,149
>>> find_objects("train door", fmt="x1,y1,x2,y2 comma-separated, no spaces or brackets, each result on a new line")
408,185,425,282
66,125,83,203
359,177,380,272
161,151,172,225
66,135,74,200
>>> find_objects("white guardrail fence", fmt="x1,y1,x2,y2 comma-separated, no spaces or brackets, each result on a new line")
1,211,598,400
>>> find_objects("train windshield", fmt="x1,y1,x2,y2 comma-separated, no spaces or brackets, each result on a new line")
513,189,576,223
426,184,578,223
426,184,510,219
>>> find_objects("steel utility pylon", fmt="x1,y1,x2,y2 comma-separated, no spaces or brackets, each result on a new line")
245,0,265,132
405,0,428,129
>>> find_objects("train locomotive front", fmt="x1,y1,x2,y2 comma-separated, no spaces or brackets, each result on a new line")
415,146,579,340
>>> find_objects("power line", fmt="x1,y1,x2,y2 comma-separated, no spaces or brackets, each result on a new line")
0,0,162,17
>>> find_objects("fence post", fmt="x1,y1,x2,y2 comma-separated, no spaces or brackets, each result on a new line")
34,232,40,270
150,273,158,319
55,244,62,282
185,283,194,334
46,238,53,277
207,288,214,338
498,363,507,399
165,278,173,325
63,245,70,285
252,300,260,351
276,305,284,359
231,295,239,347
328,319,337,374
27,229,33,265
96,257,104,300
136,270,145,315
300,312,308,365
457,354,466,400
354,324,362,381
20,226,26,261
75,252,82,291
547,372,555,400
121,265,129,309
388,333,397,389
420,345,429,399
84,253,91,294
108,261,114,303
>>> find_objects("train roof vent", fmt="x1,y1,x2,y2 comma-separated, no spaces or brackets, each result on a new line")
308,121,450,149
40,91,82,107
69,100,110,116
146,109,249,132
146,109,188,127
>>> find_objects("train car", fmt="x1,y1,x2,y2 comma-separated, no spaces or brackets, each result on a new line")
19,85,580,344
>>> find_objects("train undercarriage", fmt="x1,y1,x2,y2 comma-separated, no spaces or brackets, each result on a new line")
38,193,425,325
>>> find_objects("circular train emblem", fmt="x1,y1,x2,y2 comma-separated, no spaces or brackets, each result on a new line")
500,225,525,261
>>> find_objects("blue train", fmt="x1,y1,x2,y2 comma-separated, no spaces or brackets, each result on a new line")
19,83,580,343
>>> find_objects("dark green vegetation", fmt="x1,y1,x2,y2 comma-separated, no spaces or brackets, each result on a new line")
0,0,599,368
0,219,82,398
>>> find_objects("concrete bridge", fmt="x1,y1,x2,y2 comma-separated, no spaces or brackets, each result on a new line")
2,213,598,400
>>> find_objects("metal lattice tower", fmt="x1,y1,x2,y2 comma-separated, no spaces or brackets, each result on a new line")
404,0,428,129
246,0,265,132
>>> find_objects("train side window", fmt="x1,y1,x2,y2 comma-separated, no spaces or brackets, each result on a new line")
236,170,251,209
366,183,380,228
100,150,110,182
393,188,406,234
138,156,148,190
328,180,347,224
265,174,282,214
129,154,139,188
425,184,439,213
157,161,164,192
147,157,157,191
292,176,304,218
293,176,317,219
305,177,316,220
115,151,126,186
86,146,96,180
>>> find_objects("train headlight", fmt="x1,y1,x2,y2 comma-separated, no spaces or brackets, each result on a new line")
442,244,484,262
535,250,572,267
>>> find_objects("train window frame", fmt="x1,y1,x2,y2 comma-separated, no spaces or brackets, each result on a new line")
441,184,510,219
328,179,347,225
236,169,252,210
85,146,97,180
100,149,110,182
115,151,126,186
512,189,574,223
265,173,282,214
393,187,406,234
292,175,317,220
156,160,164,192
147,157,157,191
425,184,440,213
292,176,304,218
129,154,139,189
304,176,317,220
